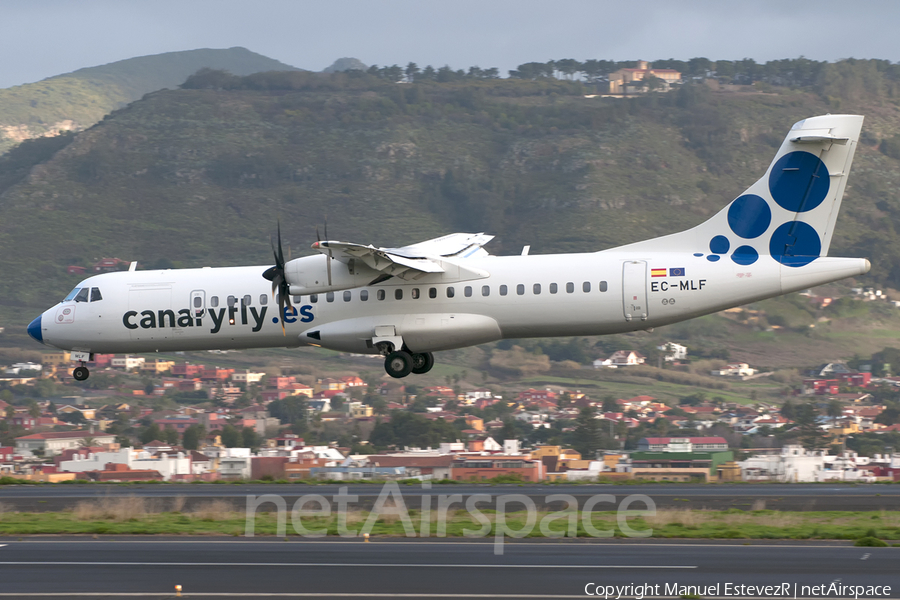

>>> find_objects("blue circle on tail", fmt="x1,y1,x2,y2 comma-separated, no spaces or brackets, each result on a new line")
728,195,771,239
768,151,830,212
769,221,821,267
731,245,759,265
709,235,730,254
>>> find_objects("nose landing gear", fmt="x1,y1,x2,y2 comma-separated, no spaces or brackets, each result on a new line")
70,351,92,381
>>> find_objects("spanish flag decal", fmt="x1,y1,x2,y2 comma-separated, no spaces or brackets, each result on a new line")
651,268,667,277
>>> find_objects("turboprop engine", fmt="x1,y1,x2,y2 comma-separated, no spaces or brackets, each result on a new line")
284,254,381,295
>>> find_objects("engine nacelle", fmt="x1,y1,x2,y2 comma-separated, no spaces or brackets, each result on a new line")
284,254,378,295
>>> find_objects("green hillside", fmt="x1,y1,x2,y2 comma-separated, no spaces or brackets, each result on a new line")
0,47,299,154
3,65,900,356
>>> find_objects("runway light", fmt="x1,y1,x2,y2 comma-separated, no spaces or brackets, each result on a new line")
363,533,369,543
175,584,182,596
229,319,235,324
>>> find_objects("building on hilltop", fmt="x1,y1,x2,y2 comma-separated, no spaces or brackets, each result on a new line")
608,61,681,95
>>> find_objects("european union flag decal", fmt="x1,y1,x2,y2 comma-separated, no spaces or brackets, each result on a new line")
669,267,685,277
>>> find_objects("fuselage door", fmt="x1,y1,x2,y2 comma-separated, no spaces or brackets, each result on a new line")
128,285,173,341
622,261,648,321
190,290,206,318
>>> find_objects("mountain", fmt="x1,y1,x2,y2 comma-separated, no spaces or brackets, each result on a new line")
1,67,899,339
0,47,300,154
323,58,368,73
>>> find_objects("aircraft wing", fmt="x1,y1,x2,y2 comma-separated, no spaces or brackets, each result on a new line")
311,233,493,280
387,233,494,259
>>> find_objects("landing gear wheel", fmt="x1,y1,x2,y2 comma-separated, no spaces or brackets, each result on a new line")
72,366,90,381
411,352,435,375
384,351,413,379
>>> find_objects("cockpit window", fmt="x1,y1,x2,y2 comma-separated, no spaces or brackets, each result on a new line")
64,288,81,302
90,288,103,302
74,288,90,303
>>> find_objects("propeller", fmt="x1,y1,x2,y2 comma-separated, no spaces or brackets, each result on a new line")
262,220,293,335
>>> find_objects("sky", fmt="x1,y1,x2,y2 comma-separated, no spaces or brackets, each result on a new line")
2,0,900,89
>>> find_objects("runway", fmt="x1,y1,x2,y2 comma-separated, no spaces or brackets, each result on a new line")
2,483,899,512
0,538,895,599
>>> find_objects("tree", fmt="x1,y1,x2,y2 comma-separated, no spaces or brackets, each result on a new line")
793,402,826,451
139,423,162,444
827,399,844,423
221,425,241,448
405,62,420,82
780,399,796,421
499,420,518,442
601,395,619,413
182,425,205,450
164,426,179,445
572,406,604,458
241,427,260,449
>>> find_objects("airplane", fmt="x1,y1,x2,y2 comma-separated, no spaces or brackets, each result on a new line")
27,114,870,382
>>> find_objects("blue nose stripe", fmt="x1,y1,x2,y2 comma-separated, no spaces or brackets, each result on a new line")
27,316,43,344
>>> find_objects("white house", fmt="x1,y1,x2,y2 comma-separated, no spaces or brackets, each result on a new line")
5,362,42,375
740,445,824,482
657,343,687,362
58,448,191,481
15,430,115,457
711,363,756,377
111,355,145,370
231,370,265,385
608,350,646,366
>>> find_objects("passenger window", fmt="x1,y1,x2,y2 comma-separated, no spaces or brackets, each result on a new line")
343,291,351,302
74,288,90,303
412,288,420,299
446,287,455,298
599,281,608,292
517,284,525,296
429,288,437,299
395,289,403,300
377,289,386,301
482,285,490,297
227,296,236,308
292,295,301,304
549,283,558,294
583,282,591,293
242,295,252,307
326,292,335,303
360,290,369,301
193,297,202,308
90,288,102,302
500,285,508,296
64,288,81,302
533,283,541,295
566,282,574,293
210,296,219,307
310,294,318,303
464,286,473,297
262,295,270,305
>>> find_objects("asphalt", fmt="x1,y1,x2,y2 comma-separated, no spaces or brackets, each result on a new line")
2,483,900,512
0,538,896,599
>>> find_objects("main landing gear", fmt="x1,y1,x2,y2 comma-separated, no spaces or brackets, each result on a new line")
381,346,435,379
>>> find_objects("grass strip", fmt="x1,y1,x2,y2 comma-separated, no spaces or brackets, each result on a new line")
1,498,899,541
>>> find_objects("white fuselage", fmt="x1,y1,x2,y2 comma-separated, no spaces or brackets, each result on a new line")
33,249,869,357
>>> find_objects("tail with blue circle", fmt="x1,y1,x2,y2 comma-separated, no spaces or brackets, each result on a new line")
617,114,864,267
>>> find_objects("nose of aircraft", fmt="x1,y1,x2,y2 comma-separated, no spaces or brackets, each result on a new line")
27,315,43,344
